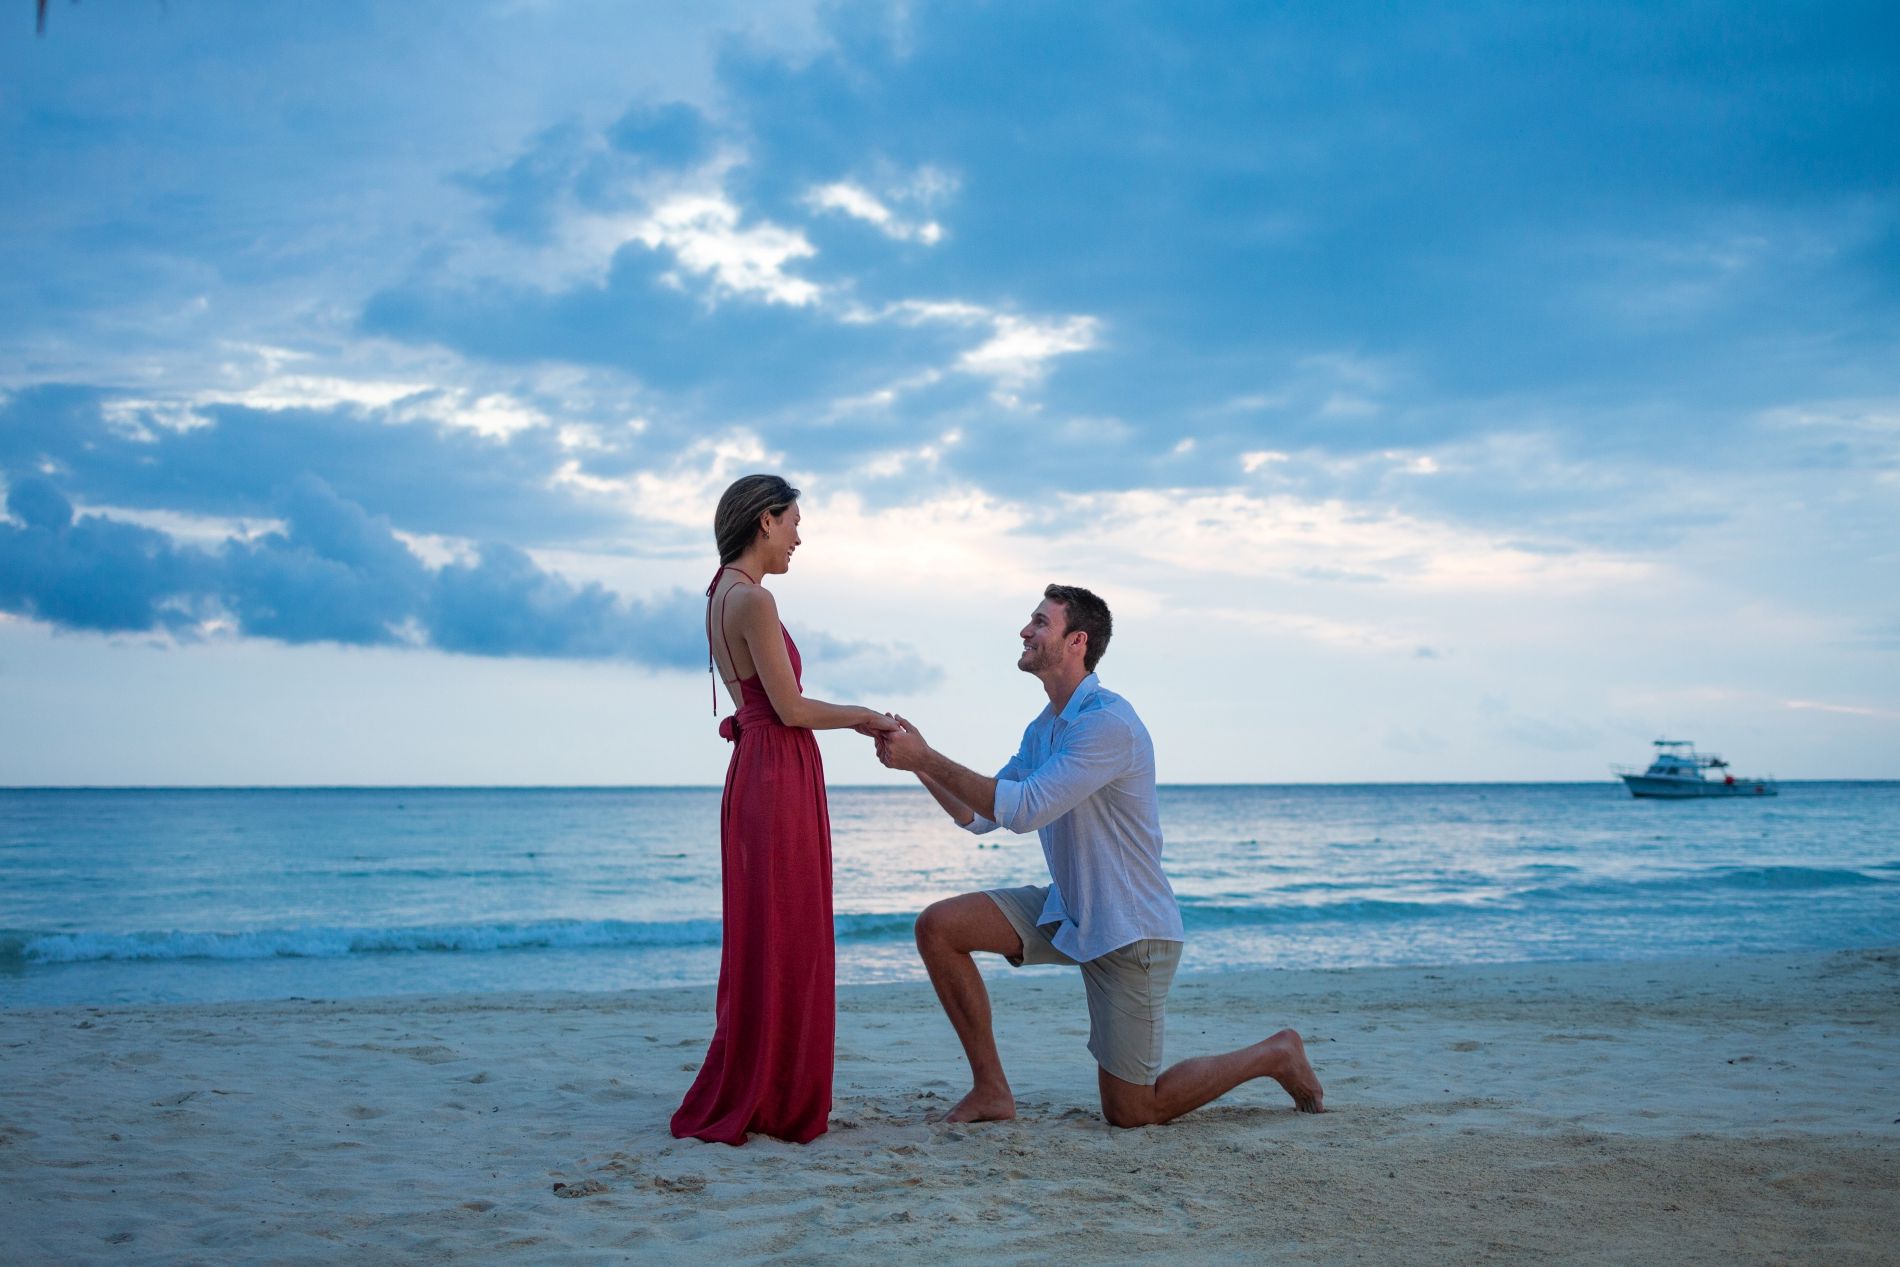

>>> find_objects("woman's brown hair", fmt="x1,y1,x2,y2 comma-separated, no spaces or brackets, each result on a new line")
713,474,800,565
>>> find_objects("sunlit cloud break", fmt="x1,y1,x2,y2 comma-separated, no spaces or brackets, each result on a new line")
634,193,822,307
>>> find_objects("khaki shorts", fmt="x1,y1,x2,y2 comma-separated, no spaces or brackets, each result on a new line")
984,885,1183,1086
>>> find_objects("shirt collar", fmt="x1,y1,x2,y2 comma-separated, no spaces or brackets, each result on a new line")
1055,672,1100,724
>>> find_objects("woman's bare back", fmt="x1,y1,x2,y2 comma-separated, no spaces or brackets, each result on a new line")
708,572,763,707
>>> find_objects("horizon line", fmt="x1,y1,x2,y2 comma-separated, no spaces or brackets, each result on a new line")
3,779,1893,792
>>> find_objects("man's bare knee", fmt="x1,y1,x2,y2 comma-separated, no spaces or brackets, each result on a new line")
914,900,955,953
1099,1072,1159,1128
915,893,1022,961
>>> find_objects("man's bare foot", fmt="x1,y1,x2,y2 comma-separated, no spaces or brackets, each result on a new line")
944,1086,1016,1124
1261,1028,1325,1113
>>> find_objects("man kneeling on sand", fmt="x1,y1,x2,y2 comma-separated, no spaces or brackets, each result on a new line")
875,584,1324,1126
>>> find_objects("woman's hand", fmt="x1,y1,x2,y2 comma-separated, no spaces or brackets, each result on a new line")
853,709,902,738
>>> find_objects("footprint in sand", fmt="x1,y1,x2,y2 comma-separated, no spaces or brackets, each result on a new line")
344,1105,388,1120
552,1179,609,1198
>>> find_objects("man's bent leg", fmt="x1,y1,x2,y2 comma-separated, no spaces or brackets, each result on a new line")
1098,1029,1325,1127
914,893,1026,1123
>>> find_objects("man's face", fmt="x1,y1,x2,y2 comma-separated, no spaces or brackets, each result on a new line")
1017,598,1073,675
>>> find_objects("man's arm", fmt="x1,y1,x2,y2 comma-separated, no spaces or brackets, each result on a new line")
912,750,999,823
878,717,1000,823
916,771,977,827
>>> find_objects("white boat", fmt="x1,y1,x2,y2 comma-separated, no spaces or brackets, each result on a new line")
1613,740,1777,798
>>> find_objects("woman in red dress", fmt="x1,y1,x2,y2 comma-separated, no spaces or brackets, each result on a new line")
671,474,897,1146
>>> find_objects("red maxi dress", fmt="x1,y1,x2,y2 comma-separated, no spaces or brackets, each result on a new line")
671,575,835,1145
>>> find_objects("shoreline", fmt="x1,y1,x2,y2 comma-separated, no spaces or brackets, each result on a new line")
4,947,1896,1263
12,936,1899,1014
7,937,1900,1012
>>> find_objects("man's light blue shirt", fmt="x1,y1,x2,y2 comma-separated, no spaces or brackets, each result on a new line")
963,673,1185,962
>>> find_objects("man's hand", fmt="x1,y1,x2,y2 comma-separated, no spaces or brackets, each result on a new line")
875,713,932,773
877,714,999,823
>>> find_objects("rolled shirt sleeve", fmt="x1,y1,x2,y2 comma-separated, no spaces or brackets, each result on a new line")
991,713,1129,834
958,745,1031,835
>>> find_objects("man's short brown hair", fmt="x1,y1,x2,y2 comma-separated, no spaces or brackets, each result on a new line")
1043,584,1112,672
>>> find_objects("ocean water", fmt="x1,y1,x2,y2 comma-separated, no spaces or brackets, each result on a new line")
2,783,1896,1009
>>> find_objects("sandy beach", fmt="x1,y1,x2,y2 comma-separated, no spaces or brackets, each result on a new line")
4,946,1896,1265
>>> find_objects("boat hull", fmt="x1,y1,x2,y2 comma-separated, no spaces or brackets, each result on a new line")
1620,774,1777,798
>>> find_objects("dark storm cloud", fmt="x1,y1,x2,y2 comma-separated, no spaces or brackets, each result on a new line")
0,472,940,691
221,475,432,646
426,543,703,664
0,477,214,634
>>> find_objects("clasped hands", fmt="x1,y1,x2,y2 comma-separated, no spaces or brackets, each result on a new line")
854,711,930,772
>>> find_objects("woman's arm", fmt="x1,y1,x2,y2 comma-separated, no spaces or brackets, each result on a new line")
735,586,896,733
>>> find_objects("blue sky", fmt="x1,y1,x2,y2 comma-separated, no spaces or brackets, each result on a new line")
2,0,1895,784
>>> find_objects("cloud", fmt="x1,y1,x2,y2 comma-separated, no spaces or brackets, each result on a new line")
632,192,823,306
0,478,214,634
221,476,432,646
1783,699,1899,722
426,543,704,664
608,102,720,168
783,630,944,695
0,385,615,548
1056,486,1648,594
359,89,1106,420
846,300,1102,408
710,0,1900,469
0,473,940,690
956,314,1101,396
457,120,597,246
804,178,945,244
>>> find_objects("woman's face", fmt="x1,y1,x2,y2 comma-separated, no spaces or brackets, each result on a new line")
762,501,802,573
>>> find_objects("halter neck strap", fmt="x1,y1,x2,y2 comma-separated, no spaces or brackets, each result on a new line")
705,563,758,596
706,565,759,712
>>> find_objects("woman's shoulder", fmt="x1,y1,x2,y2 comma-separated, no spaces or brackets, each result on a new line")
719,578,778,620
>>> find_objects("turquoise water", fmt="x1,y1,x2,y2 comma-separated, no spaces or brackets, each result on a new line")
2,783,1896,1007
